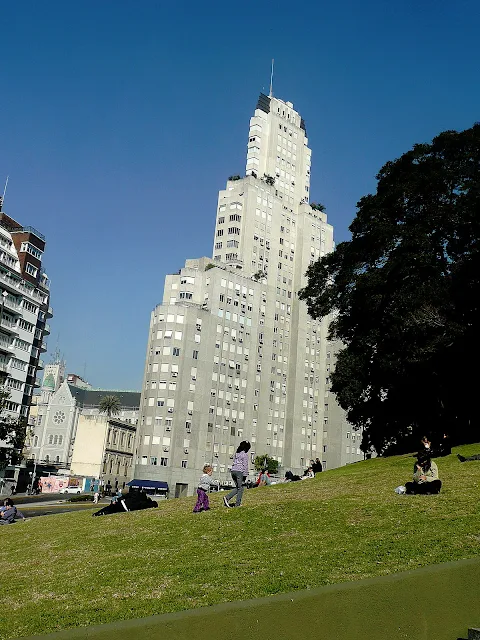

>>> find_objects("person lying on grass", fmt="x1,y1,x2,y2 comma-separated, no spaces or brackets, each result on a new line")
92,489,158,516
457,452,480,462
284,470,301,482
405,455,442,495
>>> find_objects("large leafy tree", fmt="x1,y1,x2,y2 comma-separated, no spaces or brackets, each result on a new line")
299,124,480,454
254,454,279,474
0,388,27,469
99,395,121,418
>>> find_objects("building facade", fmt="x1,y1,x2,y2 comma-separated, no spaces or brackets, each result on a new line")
0,203,52,421
134,93,363,497
322,340,364,469
70,415,136,490
28,379,140,470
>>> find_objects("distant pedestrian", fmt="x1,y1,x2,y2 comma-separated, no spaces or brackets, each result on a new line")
10,484,16,496
193,464,218,513
93,491,100,504
223,441,251,508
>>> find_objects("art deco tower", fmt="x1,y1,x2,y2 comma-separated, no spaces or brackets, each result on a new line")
134,94,362,497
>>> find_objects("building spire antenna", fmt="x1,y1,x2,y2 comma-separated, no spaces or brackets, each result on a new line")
0,176,8,212
269,59,274,98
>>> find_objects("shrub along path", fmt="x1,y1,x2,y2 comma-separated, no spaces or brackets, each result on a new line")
1,445,480,639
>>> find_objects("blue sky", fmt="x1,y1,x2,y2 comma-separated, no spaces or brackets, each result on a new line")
1,0,478,390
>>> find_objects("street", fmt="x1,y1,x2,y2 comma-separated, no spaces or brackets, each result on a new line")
9,493,104,519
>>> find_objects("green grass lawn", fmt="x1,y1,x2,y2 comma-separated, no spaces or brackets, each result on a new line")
2,445,480,639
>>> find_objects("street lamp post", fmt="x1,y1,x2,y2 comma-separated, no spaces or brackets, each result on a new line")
28,457,38,494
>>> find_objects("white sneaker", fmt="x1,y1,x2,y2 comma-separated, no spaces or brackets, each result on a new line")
223,496,232,508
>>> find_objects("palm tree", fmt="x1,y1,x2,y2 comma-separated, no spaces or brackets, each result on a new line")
99,395,121,418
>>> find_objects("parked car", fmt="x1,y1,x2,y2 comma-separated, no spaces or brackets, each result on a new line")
62,486,83,494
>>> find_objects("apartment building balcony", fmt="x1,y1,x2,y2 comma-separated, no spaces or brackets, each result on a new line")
174,300,208,310
0,317,18,334
0,251,18,271
0,271,21,295
39,341,47,352
0,336,14,353
31,289,46,304
0,360,11,375
46,306,53,318
37,359,45,370
40,271,50,290
0,237,13,252
43,323,50,335
3,297,21,314
0,271,47,305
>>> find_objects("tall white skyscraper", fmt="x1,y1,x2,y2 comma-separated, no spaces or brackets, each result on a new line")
134,94,362,498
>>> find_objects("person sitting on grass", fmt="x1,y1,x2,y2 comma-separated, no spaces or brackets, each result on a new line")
435,433,451,457
405,455,442,495
193,464,219,512
419,435,432,455
0,498,25,524
255,468,272,487
302,467,315,480
93,489,158,516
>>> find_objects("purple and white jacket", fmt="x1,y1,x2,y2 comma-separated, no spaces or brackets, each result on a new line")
231,451,249,475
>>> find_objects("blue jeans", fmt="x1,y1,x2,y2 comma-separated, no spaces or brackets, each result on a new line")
226,470,245,506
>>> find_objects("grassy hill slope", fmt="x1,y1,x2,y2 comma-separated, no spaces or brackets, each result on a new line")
2,445,480,639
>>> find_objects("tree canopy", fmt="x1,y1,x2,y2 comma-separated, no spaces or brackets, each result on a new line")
99,395,121,418
254,454,279,474
299,124,480,454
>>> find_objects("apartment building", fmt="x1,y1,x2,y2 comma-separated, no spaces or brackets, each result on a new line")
0,200,52,420
134,93,363,497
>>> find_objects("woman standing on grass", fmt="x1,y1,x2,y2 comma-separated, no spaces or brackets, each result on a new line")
224,441,251,508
